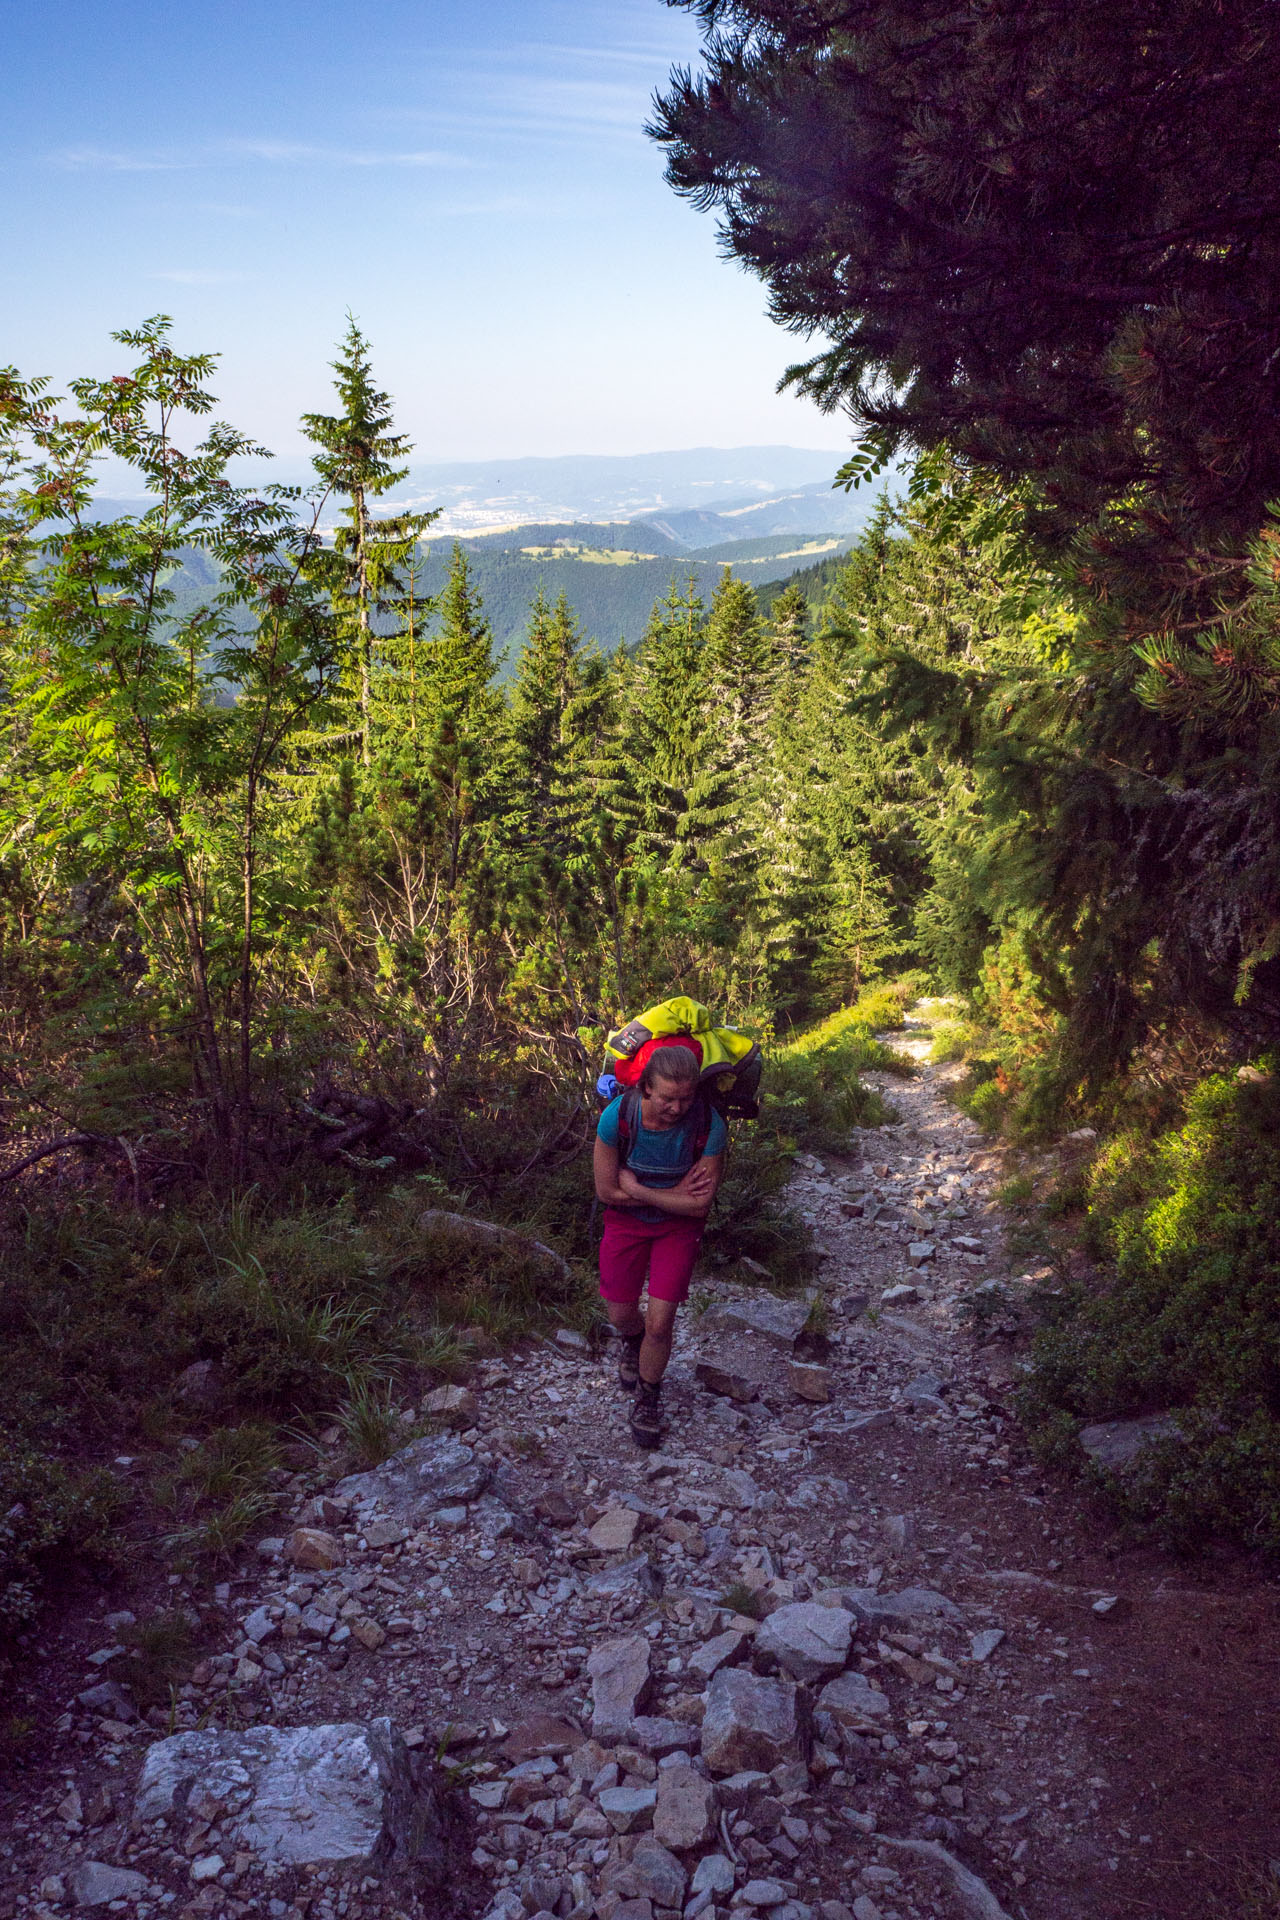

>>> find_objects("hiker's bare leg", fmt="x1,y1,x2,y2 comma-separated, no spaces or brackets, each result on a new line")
639,1296,678,1386
606,1300,645,1341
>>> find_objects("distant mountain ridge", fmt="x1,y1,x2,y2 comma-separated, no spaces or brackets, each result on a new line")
94,445,879,670
90,443,882,545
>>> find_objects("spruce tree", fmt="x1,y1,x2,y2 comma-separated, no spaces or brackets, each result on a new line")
629,575,708,865
301,318,435,763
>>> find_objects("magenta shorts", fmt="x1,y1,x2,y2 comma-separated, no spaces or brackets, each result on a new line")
598,1209,706,1306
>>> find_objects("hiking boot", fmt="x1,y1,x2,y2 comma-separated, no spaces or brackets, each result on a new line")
629,1379,664,1450
617,1331,643,1391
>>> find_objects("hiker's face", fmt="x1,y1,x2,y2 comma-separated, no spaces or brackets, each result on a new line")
644,1074,695,1128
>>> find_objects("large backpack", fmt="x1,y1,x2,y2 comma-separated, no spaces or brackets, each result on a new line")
598,995,763,1121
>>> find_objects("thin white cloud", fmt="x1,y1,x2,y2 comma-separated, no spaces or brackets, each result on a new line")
52,146,191,173
50,140,468,174
149,269,251,285
228,139,466,168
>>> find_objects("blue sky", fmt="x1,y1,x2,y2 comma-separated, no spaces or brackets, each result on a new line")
4,0,850,468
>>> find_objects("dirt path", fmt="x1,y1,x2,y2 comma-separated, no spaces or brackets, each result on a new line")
3,1024,1278,1920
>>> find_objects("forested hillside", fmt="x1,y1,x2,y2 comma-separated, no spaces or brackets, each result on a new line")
5,0,1280,1667
156,521,853,667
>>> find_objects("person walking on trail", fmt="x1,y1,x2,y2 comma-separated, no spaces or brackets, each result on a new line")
593,1042,726,1449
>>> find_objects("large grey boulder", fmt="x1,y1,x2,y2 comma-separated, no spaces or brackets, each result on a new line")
1079,1413,1180,1473
336,1436,490,1525
700,1668,807,1776
133,1720,450,1875
756,1602,853,1682
587,1634,652,1741
701,1296,812,1349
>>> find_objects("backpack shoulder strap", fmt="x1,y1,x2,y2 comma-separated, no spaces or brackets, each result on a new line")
689,1091,714,1162
616,1087,642,1163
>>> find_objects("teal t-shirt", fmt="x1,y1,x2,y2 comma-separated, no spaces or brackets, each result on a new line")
597,1094,726,1224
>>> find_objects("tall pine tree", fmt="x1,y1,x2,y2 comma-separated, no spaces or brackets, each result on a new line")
301,318,434,764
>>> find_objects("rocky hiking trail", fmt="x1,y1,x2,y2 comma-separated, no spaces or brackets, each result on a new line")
3,1020,1279,1920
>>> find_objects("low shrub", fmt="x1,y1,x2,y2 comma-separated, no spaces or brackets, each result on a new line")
0,1439,122,1635
1019,1067,1280,1551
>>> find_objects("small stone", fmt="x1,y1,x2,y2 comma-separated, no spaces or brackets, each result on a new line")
903,1374,947,1406
590,1506,642,1553
969,1629,1005,1662
534,1486,578,1526
692,1854,735,1896
817,1672,891,1726
846,1409,895,1433
653,1764,716,1851
599,1785,658,1832
823,1585,962,1628
631,1716,701,1756
716,1769,771,1809
740,1878,788,1908
880,1284,918,1306
788,1362,831,1404
851,1899,883,1920
756,1603,853,1682
882,1515,914,1553
700,1668,805,1776
1092,1594,1122,1616
907,1242,936,1267
554,1329,592,1353
242,1606,277,1645
589,1633,653,1740
363,1519,409,1550
617,1840,687,1909
423,1385,478,1425
190,1854,225,1883
470,1781,508,1810
299,1604,335,1639
67,1862,150,1908
286,1527,344,1571
586,1554,665,1598
76,1680,136,1720
695,1357,761,1404
499,1715,586,1761
689,1630,746,1681
256,1535,285,1561
350,1617,387,1650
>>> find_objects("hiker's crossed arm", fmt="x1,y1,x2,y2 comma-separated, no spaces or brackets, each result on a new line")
593,1138,724,1217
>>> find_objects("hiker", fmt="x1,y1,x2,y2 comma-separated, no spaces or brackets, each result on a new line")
593,1041,726,1448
